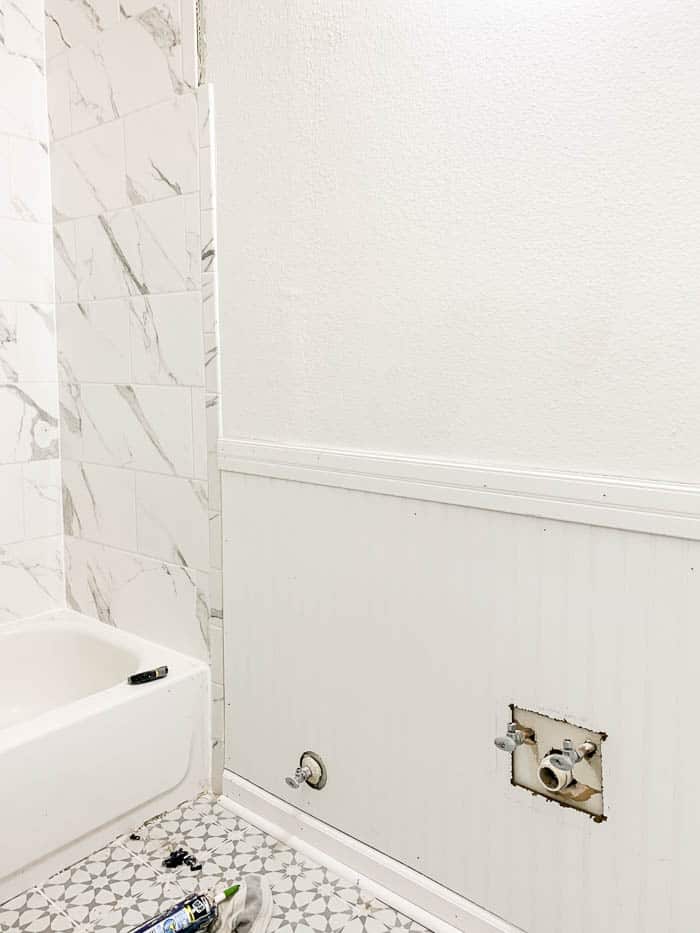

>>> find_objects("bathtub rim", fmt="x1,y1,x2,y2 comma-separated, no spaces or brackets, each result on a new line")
0,609,209,752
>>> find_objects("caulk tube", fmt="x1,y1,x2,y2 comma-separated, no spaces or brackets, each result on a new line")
129,885,240,933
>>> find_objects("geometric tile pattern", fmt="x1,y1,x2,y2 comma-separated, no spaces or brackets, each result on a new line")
0,797,431,933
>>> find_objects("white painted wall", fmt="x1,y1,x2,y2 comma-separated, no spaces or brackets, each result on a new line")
208,2,700,931
221,471,700,933
209,0,700,483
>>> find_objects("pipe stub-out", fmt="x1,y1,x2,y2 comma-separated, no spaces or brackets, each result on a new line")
537,754,574,793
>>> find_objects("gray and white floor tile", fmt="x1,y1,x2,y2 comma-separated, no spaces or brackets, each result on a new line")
1,796,432,933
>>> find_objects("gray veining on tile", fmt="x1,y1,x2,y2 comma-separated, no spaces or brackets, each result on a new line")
0,383,59,462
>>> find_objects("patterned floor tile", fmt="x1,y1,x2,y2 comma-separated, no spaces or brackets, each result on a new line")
41,844,185,933
323,889,410,933
364,907,429,933
3,797,433,933
269,890,365,933
0,890,75,933
121,805,227,861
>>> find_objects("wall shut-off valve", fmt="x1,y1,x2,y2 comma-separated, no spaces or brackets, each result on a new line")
496,706,607,821
494,721,535,753
285,750,327,790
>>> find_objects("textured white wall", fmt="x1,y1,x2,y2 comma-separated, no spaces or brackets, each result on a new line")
209,0,700,483
209,4,700,930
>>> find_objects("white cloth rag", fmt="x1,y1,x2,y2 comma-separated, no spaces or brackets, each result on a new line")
210,876,273,933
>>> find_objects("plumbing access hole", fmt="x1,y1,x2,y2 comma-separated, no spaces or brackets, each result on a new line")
538,765,560,790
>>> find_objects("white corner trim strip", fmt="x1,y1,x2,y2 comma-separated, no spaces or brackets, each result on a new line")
218,438,700,540
221,770,522,933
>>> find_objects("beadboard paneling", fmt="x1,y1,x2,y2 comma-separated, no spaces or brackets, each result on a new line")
223,470,698,933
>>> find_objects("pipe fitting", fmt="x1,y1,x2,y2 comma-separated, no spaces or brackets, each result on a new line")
537,753,575,793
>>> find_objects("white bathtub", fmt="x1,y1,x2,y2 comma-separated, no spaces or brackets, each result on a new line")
0,610,210,904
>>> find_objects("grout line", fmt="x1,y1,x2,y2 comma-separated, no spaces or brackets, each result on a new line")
9,798,420,933
64,533,211,575
60,457,207,481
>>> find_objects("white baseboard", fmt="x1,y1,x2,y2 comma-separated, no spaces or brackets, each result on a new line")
218,437,700,541
220,770,523,933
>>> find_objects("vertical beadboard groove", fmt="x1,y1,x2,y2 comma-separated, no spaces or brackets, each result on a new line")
222,471,697,933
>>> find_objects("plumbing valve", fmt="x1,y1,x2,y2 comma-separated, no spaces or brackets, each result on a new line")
494,722,534,754
286,765,313,789
548,738,597,772
285,750,327,790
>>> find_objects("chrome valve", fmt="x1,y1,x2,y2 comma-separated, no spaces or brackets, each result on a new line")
286,766,313,789
285,751,327,790
548,738,597,772
494,722,534,754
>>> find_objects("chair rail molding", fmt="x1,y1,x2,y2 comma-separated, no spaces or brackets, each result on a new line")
218,438,700,541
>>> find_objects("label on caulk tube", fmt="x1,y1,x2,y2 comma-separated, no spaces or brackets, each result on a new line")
130,895,216,933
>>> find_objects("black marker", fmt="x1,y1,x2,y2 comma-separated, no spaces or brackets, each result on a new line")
128,665,168,685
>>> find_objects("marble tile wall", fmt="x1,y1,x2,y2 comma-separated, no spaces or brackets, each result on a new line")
197,83,225,790
46,1,222,686
1,0,224,787
0,0,64,621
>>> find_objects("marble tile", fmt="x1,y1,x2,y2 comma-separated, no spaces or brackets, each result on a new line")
0,888,75,933
207,454,221,511
0,219,53,302
0,302,56,384
52,119,128,220
2,0,46,65
0,48,47,141
205,392,219,453
191,387,207,479
0,137,50,223
135,472,208,569
201,273,217,332
208,568,222,621
199,147,213,211
45,0,119,60
179,0,197,88
92,16,179,125
0,136,10,219
75,198,197,301
196,84,213,149
58,380,84,461
192,567,210,657
65,536,208,659
0,382,59,463
8,137,51,222
125,94,198,204
0,536,63,622
208,509,221,571
184,193,200,289
23,458,62,538
203,332,218,392
57,299,130,383
64,383,194,475
62,460,137,550
211,683,224,793
0,463,25,545
117,0,183,99
201,208,215,275
209,620,223,684
47,53,72,140
129,292,204,387
65,41,118,135
54,221,79,301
